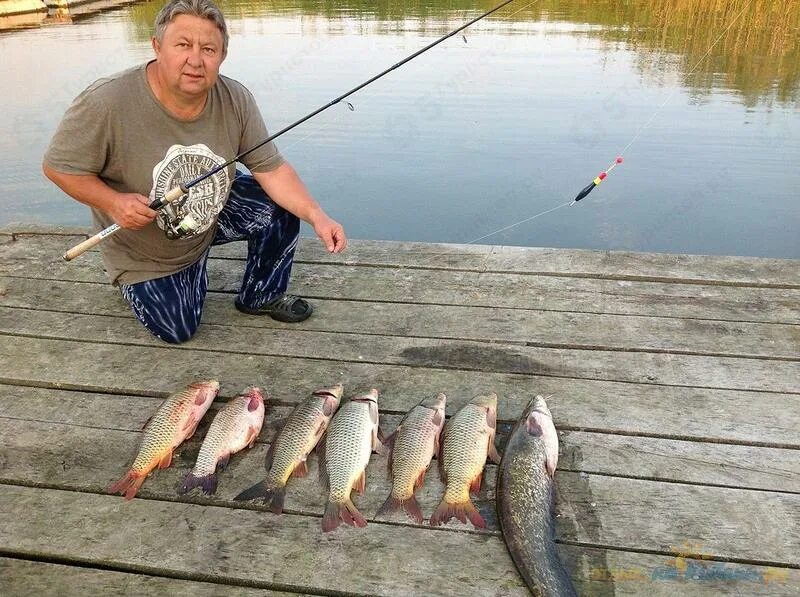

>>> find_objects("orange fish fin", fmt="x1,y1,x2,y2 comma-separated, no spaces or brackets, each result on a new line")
354,470,366,494
158,451,173,469
376,494,423,524
323,498,367,532
292,460,308,478
107,470,147,501
429,498,485,529
414,469,428,491
469,471,482,494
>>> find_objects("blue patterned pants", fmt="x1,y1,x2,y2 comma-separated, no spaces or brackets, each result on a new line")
120,174,300,344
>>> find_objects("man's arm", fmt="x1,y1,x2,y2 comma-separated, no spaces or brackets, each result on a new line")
42,164,156,230
252,162,347,253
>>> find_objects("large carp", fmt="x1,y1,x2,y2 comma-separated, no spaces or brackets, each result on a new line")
497,396,576,596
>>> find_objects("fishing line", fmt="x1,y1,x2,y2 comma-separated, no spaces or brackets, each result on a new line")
465,0,757,245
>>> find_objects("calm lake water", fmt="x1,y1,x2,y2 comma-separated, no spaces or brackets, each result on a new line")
1,0,798,257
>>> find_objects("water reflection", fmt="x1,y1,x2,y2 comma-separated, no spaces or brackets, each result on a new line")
1,0,798,256
118,0,800,108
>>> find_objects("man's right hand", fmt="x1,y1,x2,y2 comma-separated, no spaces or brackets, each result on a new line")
109,193,158,230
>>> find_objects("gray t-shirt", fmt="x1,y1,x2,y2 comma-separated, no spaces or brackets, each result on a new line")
44,62,285,285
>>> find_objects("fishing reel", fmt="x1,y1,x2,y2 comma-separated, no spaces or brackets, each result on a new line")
162,205,200,240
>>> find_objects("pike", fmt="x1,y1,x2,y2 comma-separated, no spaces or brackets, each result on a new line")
496,396,576,596
108,380,219,500
179,387,265,496
63,0,517,260
233,384,343,513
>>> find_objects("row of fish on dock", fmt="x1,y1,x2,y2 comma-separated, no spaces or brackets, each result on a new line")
107,380,576,595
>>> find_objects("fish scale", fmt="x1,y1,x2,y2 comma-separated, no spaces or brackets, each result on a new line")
321,389,383,532
430,393,499,528
108,380,219,500
377,393,446,524
233,384,342,513
180,388,265,495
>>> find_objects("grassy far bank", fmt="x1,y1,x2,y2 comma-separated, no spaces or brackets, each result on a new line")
125,0,798,107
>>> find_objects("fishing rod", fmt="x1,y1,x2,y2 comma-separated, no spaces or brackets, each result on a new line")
63,0,517,261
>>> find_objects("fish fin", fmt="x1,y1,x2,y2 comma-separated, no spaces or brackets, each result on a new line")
141,414,154,430
322,498,366,531
414,469,427,491
317,437,328,486
432,409,445,428
487,435,502,465
292,459,308,478
437,428,447,483
216,453,231,472
354,470,366,494
107,470,147,501
179,472,219,496
383,429,398,451
373,437,388,456
194,392,207,406
429,498,485,529
157,450,173,469
469,472,482,494
233,480,286,514
264,441,276,472
376,494,424,524
486,407,497,431
545,452,558,478
246,426,260,448
182,415,199,438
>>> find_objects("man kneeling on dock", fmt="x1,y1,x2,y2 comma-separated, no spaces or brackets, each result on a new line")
42,0,346,343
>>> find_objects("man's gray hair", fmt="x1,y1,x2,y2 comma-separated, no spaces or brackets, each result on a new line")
154,0,229,54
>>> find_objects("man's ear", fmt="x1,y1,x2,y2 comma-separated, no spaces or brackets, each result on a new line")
151,36,160,56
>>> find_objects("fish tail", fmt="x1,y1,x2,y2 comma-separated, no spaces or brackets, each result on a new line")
429,497,485,528
107,470,147,501
376,494,424,524
322,498,367,532
233,480,286,513
179,472,219,496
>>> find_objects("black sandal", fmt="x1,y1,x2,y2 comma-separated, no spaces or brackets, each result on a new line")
235,294,313,323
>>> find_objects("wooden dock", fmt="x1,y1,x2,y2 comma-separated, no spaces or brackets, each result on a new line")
0,227,798,596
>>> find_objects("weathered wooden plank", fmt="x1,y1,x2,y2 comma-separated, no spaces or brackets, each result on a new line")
554,473,800,565
0,484,530,596
1,309,797,393
2,420,798,566
2,239,798,325
1,341,799,446
2,412,798,524
0,558,302,596
2,278,799,358
5,230,797,286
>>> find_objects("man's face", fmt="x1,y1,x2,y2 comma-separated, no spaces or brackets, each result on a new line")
152,14,226,98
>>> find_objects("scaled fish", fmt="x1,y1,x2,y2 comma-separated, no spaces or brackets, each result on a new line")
430,392,500,528
320,388,385,532
497,396,576,596
108,380,219,500
376,393,447,523
179,386,266,496
233,384,343,513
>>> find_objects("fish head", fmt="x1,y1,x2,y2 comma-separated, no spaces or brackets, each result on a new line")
244,387,265,412
420,393,447,427
313,383,344,416
190,379,220,405
523,395,554,436
470,392,498,416
351,388,380,423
